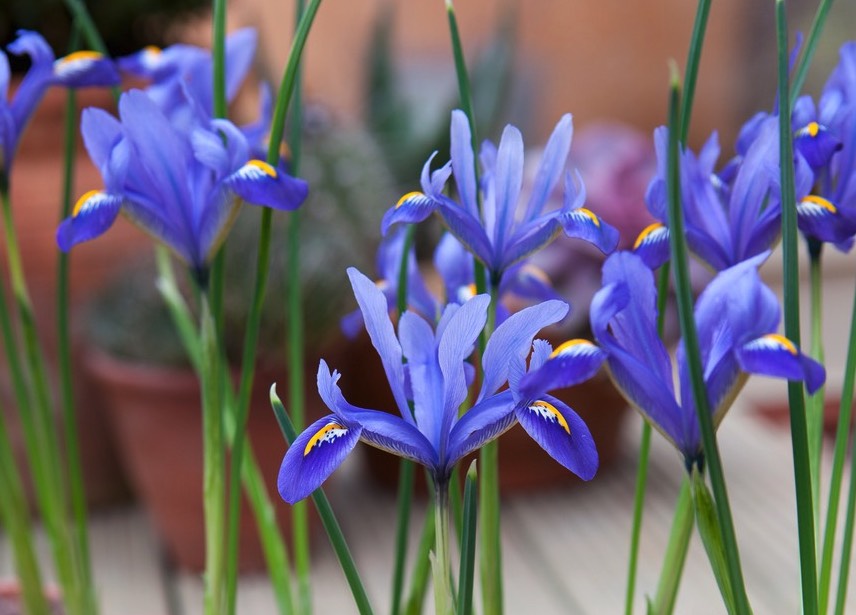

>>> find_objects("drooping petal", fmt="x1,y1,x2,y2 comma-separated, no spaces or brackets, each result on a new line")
480,299,569,398
632,222,670,269
56,190,123,251
518,339,605,400
736,334,826,394
798,195,856,244
278,414,361,504
514,394,598,480
224,159,308,211
794,120,843,170
381,190,439,234
52,51,120,88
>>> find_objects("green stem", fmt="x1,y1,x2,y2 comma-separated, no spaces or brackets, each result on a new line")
776,3,819,612
271,390,375,615
457,462,478,615
807,243,825,552
664,68,750,614
433,483,454,615
819,269,856,614
626,264,672,615
405,507,436,615
677,0,712,143
833,427,856,615
790,0,836,105
0,187,83,613
200,293,226,615
625,422,652,615
650,479,693,615
0,400,50,615
221,4,322,613
391,225,417,615
57,80,97,615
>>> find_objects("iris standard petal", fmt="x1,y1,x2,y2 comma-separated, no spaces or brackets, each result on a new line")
480,299,569,398
224,159,309,211
450,110,478,217
518,339,605,400
56,190,123,251
278,414,361,504
514,394,598,481
346,268,411,421
492,124,525,253
438,293,489,415
398,311,444,447
736,334,826,394
523,113,573,220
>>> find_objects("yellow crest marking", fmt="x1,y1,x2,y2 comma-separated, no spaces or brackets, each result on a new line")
396,191,424,209
529,400,570,434
143,45,163,55
550,339,593,358
247,159,277,178
73,190,101,217
577,207,601,227
633,222,665,249
801,194,837,214
304,422,347,457
58,50,103,65
763,333,798,356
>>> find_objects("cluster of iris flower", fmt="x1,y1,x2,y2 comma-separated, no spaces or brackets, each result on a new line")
279,43,856,494
55,29,308,277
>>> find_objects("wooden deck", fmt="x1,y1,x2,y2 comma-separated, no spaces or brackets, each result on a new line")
1,402,853,614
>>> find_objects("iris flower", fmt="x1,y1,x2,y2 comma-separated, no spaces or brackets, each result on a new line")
381,110,618,282
591,251,824,467
117,29,257,130
791,43,856,249
1,30,119,179
56,89,307,274
635,118,813,271
279,267,604,503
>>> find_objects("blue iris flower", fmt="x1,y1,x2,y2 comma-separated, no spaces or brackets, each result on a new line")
279,267,605,503
0,30,119,179
56,89,308,274
791,43,856,249
381,110,619,283
591,251,825,467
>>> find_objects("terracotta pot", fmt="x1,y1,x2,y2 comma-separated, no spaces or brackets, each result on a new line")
0,581,63,615
754,394,855,438
83,349,324,572
346,333,629,494
0,83,152,511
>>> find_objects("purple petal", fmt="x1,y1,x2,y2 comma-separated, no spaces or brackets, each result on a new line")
632,222,671,269
56,191,122,251
224,159,308,211
480,299,569,398
52,52,120,88
514,394,598,481
736,334,826,394
446,390,517,469
381,191,438,235
278,414,361,504
523,114,573,220
450,110,478,217
518,339,605,400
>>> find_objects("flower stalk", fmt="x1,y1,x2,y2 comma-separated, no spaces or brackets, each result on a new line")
776,2,819,612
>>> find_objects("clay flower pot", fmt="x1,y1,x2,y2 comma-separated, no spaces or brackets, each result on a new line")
83,348,321,572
